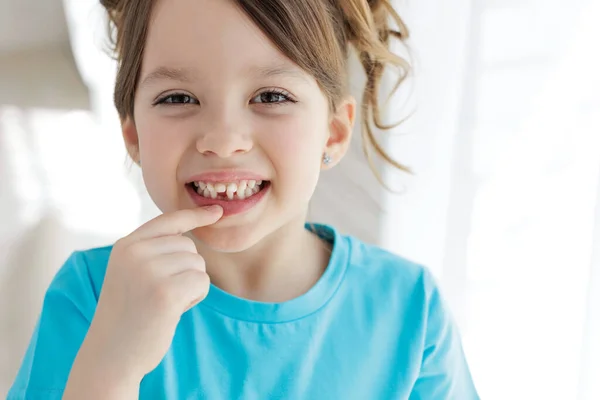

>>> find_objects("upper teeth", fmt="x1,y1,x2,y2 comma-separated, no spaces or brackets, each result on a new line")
192,180,264,200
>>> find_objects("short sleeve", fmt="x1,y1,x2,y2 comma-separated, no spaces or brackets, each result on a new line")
7,252,100,400
409,270,480,400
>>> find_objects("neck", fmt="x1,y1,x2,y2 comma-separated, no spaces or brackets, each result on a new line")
195,218,331,303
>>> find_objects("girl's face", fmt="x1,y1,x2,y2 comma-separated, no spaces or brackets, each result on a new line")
123,0,354,251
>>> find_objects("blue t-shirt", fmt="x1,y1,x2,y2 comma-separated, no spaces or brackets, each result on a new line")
9,225,479,399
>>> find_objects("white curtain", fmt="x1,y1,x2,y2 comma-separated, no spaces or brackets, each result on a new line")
383,0,600,399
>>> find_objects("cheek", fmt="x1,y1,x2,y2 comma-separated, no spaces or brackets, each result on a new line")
261,114,328,197
137,112,186,150
135,113,190,211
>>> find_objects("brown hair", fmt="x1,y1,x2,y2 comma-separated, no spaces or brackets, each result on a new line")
100,0,412,178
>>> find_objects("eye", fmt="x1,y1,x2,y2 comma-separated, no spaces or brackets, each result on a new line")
154,93,199,106
251,89,296,106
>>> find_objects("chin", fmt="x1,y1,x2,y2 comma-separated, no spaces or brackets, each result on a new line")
189,223,267,253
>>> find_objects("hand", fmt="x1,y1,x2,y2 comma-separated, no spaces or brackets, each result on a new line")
82,205,223,380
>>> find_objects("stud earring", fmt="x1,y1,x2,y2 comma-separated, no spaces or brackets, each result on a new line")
322,153,332,166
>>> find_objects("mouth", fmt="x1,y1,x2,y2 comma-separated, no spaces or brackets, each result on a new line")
185,179,271,217
186,179,270,201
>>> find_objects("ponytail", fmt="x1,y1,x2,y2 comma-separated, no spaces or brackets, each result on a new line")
100,0,125,57
338,0,413,181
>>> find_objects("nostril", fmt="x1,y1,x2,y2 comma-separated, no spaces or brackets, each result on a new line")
196,135,253,157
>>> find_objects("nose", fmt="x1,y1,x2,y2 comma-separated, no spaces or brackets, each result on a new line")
195,112,253,158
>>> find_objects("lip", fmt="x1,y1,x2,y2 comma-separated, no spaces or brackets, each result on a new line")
186,181,271,218
185,170,269,184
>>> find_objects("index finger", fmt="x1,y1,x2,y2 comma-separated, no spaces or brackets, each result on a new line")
130,205,223,241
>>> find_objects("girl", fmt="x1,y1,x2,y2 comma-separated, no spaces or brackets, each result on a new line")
9,0,479,398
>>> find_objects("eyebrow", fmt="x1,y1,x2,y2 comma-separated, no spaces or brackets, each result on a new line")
139,63,309,89
249,64,309,83
139,66,195,89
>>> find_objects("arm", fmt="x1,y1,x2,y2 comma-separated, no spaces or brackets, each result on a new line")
63,336,140,400
10,207,222,399
409,271,480,400
7,252,138,400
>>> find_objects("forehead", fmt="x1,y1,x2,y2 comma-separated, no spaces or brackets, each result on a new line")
142,0,301,78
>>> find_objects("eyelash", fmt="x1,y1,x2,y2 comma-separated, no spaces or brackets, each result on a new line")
153,89,297,107
251,89,297,106
153,93,198,106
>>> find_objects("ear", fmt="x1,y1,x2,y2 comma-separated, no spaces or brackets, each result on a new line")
323,96,356,169
122,116,141,164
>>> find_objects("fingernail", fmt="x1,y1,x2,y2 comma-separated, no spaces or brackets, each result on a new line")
203,205,222,212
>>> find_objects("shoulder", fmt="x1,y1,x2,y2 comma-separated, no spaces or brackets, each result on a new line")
342,232,437,296
49,245,113,302
7,246,115,397
331,230,447,331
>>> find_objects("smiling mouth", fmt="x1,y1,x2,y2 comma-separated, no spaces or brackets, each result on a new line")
186,179,270,201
